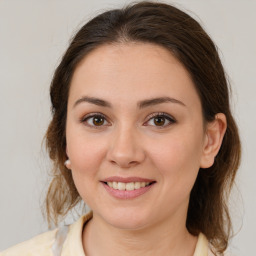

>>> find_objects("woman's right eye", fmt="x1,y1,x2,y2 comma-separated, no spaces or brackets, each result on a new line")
81,113,109,128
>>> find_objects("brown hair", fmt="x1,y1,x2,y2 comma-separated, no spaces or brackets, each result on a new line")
44,1,241,254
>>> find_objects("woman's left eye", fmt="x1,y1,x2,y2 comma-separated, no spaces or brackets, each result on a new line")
145,113,176,128
81,113,109,128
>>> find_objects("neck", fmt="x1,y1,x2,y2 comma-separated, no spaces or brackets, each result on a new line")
82,212,198,256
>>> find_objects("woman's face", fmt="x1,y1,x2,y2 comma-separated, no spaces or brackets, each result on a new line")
66,42,209,230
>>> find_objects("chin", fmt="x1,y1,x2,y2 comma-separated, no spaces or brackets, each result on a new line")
99,207,153,230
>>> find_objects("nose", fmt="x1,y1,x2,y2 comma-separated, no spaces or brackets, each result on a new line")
106,126,146,169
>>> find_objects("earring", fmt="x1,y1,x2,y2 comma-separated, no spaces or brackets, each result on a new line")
64,159,71,169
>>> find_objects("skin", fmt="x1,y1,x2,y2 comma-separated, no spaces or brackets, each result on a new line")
65,42,226,256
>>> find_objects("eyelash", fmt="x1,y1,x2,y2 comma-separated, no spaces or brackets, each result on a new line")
80,113,109,129
145,112,176,128
80,112,176,129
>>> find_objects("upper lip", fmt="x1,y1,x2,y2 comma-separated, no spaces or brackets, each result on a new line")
102,176,155,183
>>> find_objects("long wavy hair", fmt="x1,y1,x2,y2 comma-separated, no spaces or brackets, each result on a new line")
44,1,241,254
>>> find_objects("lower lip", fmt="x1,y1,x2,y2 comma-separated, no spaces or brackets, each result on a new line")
102,182,155,199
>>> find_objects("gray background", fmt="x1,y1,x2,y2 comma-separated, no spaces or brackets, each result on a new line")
0,0,255,255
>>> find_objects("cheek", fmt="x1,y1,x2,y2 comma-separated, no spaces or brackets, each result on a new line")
66,132,108,181
66,135,107,204
68,125,104,157
148,129,204,186
151,135,202,168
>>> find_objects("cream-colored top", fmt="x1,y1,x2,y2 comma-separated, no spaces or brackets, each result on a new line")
1,212,214,256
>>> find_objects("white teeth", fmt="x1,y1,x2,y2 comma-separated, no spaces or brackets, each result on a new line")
126,182,135,191
106,181,151,191
113,181,118,189
107,181,113,188
134,182,141,189
117,182,126,190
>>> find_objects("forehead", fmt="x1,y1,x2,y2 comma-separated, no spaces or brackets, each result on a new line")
69,42,201,110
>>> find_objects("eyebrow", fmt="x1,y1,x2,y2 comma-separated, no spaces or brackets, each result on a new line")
73,96,186,109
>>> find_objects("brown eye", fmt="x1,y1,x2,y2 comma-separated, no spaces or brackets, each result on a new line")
92,116,104,126
145,113,176,128
82,113,109,128
154,116,165,126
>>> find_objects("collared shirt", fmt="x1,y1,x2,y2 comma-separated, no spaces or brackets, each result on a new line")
1,212,214,256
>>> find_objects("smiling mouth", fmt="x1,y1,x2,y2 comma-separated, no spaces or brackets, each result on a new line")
103,181,155,191
101,178,156,199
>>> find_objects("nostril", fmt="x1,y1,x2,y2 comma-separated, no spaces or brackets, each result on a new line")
109,159,139,168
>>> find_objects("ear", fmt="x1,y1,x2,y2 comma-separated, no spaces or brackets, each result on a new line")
200,113,227,168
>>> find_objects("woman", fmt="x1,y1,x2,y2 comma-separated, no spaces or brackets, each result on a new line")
1,1,241,256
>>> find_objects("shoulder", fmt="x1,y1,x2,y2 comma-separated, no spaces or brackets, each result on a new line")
0,228,58,256
0,229,57,256
0,212,93,256
194,233,232,256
